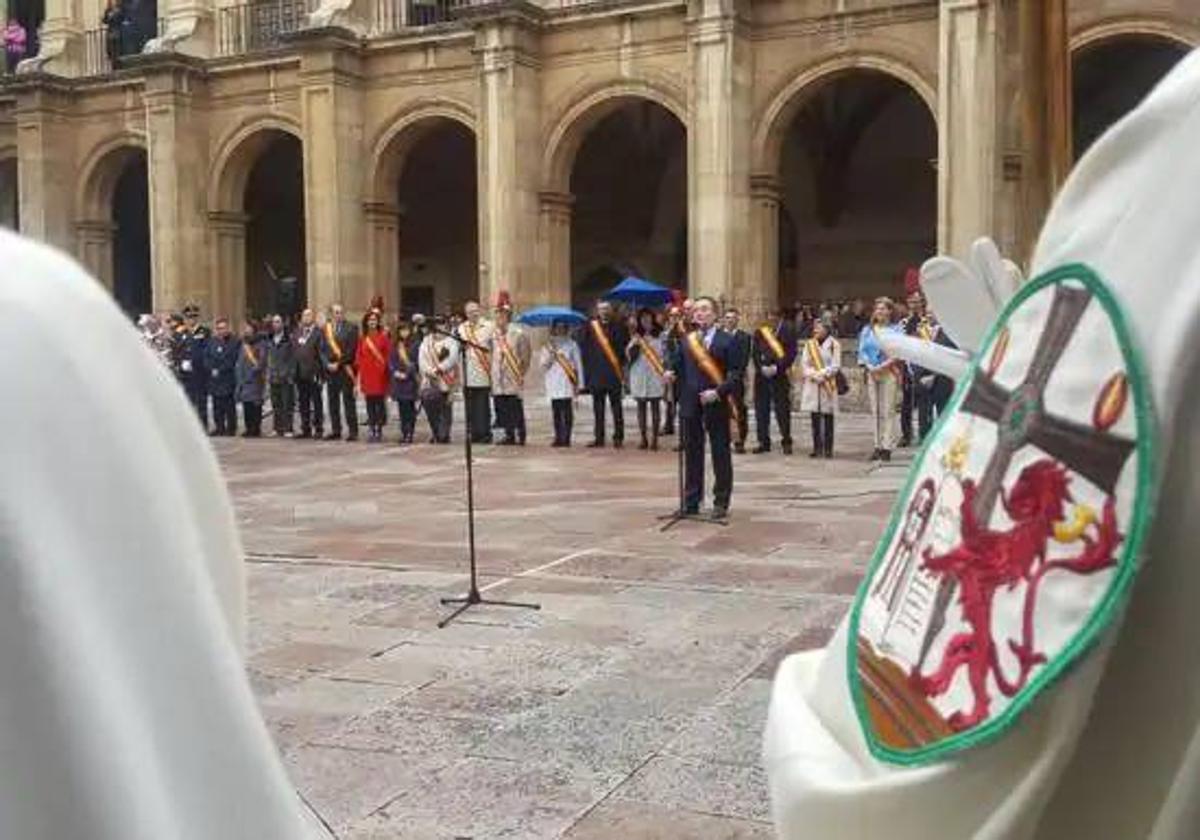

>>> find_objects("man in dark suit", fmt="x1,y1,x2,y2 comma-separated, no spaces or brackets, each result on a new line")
751,306,798,455
204,317,238,437
721,306,752,454
666,296,743,520
176,304,210,431
903,293,958,443
320,303,360,441
578,299,630,448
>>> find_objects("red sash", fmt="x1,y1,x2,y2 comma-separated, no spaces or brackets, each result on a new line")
589,319,624,383
363,331,386,367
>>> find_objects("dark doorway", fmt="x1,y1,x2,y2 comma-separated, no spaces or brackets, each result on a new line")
395,119,478,315
0,158,17,230
1073,36,1190,160
112,151,152,316
570,99,687,311
10,0,44,63
778,71,936,306
244,132,305,319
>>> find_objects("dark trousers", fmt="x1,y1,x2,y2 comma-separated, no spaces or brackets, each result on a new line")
636,399,661,446
464,386,492,443
423,392,453,443
754,373,791,447
365,396,387,430
270,382,294,434
242,401,263,437
661,382,678,434
185,379,209,430
296,378,324,436
551,398,574,445
731,385,748,446
494,394,526,443
901,373,917,444
683,405,733,511
326,370,358,437
212,395,237,436
591,387,624,443
395,399,418,441
810,412,835,456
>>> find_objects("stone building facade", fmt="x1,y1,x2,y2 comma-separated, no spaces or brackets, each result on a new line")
0,0,1194,320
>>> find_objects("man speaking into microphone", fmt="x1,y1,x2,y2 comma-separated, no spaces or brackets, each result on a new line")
666,296,744,521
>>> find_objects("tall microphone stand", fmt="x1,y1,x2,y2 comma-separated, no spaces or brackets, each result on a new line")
657,376,728,532
430,324,541,628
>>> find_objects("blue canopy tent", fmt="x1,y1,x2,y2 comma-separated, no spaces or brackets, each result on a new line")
515,305,588,328
602,276,674,307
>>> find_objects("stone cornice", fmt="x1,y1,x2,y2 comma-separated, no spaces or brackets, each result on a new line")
452,1,547,29
749,0,937,43
282,25,365,54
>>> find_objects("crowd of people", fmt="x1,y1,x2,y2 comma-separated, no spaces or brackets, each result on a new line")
135,286,953,464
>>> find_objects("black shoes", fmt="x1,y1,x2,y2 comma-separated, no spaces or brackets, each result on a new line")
781,441,793,456
325,432,341,440
711,506,729,521
752,444,770,454
587,440,605,448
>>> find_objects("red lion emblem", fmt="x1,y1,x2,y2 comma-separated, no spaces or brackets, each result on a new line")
911,459,1122,731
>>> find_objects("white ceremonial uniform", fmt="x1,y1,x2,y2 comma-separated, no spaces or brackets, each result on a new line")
627,333,667,400
541,337,584,401
798,336,841,415
457,319,493,388
419,333,461,395
491,325,531,397
765,50,1200,840
0,231,319,840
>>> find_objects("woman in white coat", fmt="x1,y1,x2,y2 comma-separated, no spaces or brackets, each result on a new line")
626,308,668,450
798,317,840,457
540,319,584,447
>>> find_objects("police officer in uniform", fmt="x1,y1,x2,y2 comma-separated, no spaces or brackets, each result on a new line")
751,307,798,455
175,304,210,431
204,317,238,436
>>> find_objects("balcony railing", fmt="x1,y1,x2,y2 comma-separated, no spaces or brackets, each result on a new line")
83,18,162,76
218,0,315,57
369,0,648,36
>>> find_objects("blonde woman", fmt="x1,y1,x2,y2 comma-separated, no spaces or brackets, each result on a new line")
799,318,841,457
857,297,902,461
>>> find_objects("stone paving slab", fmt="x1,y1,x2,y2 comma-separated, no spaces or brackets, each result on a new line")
218,408,910,838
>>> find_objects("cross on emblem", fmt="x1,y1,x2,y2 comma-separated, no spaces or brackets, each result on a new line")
916,285,1137,670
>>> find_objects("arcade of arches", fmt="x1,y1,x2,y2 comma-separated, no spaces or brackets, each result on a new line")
0,3,1193,321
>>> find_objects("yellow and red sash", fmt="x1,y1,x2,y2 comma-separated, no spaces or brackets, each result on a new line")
806,338,836,397
637,336,667,379
323,322,342,361
464,323,491,378
553,348,579,389
362,331,387,367
241,342,259,368
590,319,625,383
396,339,412,369
758,324,787,362
917,318,934,342
684,330,739,421
497,334,524,387
873,325,902,382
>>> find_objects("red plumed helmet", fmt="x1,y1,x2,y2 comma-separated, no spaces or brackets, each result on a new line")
495,289,513,311
903,267,922,296
370,294,385,313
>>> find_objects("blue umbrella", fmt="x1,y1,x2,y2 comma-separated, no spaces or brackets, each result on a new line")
516,305,588,328
603,276,674,307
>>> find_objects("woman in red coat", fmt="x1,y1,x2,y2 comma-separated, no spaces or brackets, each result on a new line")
355,309,392,442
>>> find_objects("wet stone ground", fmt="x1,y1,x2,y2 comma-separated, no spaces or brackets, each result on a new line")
217,402,911,839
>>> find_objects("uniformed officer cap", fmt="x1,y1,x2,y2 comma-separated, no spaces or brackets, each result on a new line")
183,303,200,317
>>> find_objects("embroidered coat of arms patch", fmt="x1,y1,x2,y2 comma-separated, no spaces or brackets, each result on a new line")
849,265,1155,765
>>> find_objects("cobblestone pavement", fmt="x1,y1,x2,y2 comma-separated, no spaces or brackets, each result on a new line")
219,404,912,839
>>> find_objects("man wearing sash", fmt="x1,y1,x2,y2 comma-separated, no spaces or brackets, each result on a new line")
235,319,267,437
665,296,742,520
457,300,494,445
722,307,753,453
204,317,239,437
418,315,461,444
579,299,629,448
320,303,359,441
752,307,798,455
540,319,583,447
902,290,956,445
490,294,531,446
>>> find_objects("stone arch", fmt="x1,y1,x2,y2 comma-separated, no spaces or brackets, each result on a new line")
1070,17,1198,55
207,115,302,212
367,98,476,204
542,77,688,193
76,132,148,222
753,52,936,176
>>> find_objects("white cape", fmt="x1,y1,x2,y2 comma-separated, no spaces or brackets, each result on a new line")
765,49,1200,840
0,232,319,839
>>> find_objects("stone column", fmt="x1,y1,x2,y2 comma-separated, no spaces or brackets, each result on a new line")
295,29,369,312
364,201,400,305
470,6,542,307
15,81,75,252
19,0,84,76
75,220,116,289
746,173,780,322
145,0,216,58
208,211,248,320
686,0,753,304
938,0,1025,263
537,190,572,305
142,56,210,315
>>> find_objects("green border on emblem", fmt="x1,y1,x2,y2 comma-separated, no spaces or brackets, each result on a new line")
846,263,1158,766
